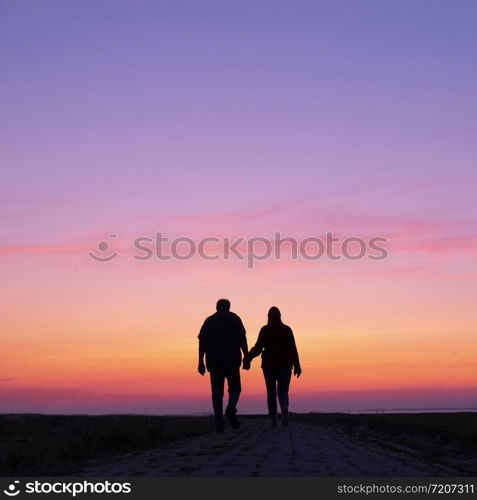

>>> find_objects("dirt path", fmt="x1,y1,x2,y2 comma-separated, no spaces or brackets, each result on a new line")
82,419,462,476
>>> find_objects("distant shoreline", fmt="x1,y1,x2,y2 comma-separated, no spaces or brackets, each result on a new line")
2,407,477,417
352,407,477,414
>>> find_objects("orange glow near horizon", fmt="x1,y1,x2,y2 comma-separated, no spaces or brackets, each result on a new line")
3,247,477,413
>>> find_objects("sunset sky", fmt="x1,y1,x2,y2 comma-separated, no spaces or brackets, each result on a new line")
2,0,477,414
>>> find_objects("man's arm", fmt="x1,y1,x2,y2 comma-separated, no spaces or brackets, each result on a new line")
238,317,248,356
197,321,207,375
236,317,251,370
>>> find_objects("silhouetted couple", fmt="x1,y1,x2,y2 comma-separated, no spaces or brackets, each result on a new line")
198,299,301,433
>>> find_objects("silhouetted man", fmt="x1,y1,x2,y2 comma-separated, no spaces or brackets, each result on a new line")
198,299,249,433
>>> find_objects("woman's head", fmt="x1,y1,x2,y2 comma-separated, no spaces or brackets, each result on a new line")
267,306,282,325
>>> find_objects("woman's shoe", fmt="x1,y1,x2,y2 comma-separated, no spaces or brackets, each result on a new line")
281,407,289,427
270,415,277,428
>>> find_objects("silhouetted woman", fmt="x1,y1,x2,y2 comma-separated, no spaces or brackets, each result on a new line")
246,307,301,427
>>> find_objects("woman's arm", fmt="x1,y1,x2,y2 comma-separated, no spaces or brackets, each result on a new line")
247,327,266,360
289,327,301,376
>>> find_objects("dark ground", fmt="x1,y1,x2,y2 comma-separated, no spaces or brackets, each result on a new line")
1,413,476,476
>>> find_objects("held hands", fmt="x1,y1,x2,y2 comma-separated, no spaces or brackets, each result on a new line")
293,366,302,378
242,355,251,370
198,360,206,376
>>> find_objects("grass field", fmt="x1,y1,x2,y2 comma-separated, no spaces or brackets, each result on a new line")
0,414,213,475
1,413,476,476
294,412,477,463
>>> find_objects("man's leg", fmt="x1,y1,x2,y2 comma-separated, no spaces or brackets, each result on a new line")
224,368,241,429
277,369,292,427
210,371,225,432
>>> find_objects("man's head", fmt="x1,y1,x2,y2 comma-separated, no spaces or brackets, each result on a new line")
216,298,231,312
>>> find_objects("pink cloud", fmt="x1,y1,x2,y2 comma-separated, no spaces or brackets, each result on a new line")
1,197,475,266
0,243,88,255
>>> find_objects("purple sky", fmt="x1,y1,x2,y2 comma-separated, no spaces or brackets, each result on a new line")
3,1,476,230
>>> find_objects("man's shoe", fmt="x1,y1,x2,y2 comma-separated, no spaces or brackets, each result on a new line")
225,408,240,429
216,422,225,433
270,415,277,428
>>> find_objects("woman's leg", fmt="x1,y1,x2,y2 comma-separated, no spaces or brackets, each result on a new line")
277,369,292,426
262,369,278,416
